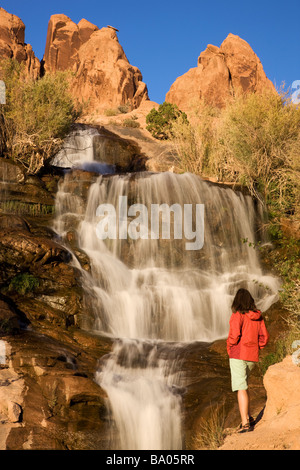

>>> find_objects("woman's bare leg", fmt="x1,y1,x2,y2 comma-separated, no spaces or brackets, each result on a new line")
237,390,249,426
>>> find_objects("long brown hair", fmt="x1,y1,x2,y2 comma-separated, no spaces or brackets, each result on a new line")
231,288,257,314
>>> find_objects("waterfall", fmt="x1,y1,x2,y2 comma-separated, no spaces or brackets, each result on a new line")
51,125,116,174
95,339,183,450
52,127,280,450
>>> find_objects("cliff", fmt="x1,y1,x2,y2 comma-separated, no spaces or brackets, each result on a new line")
166,33,276,116
42,14,149,113
0,8,276,120
0,8,149,114
0,7,40,80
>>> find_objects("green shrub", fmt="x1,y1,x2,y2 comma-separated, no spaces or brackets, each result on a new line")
0,59,80,174
146,102,188,139
8,273,39,295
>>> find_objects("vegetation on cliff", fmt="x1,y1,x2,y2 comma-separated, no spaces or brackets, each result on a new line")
0,59,80,174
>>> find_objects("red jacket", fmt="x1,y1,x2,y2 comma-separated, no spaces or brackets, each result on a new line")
227,310,269,362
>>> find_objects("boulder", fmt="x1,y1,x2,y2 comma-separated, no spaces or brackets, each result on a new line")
166,33,276,116
220,355,300,450
0,8,40,80
263,355,300,424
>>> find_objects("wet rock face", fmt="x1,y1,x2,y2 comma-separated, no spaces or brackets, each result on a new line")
93,127,147,171
0,160,25,184
0,158,56,217
0,229,71,270
1,325,112,450
0,213,85,328
0,295,23,335
0,217,70,282
0,213,113,449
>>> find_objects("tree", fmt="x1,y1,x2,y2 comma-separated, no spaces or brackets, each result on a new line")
146,102,188,139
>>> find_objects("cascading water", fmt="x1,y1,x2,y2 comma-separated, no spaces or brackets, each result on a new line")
95,339,184,450
52,126,280,450
52,125,116,175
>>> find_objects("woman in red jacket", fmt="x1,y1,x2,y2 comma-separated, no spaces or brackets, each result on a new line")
227,288,269,433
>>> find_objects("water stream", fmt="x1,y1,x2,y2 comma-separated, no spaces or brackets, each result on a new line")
52,126,280,450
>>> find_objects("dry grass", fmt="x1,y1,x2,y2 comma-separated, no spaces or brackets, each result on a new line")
192,406,226,450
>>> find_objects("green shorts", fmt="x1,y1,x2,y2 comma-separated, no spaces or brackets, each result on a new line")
229,358,256,392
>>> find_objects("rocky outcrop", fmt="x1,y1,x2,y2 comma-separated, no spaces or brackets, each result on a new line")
263,355,300,425
0,8,40,80
0,310,112,450
220,356,300,450
0,210,111,449
166,33,276,115
0,8,149,114
42,14,149,113
0,212,87,330
43,14,99,73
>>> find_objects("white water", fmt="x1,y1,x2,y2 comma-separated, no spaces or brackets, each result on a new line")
95,339,183,450
51,126,116,174
52,128,280,450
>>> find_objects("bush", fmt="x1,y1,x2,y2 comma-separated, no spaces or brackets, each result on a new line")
146,102,188,139
104,108,119,117
0,59,80,174
216,91,300,206
171,91,300,222
118,103,130,114
192,406,225,449
122,118,140,128
8,273,39,295
171,103,219,174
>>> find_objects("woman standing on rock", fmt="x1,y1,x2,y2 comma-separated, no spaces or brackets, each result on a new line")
227,288,269,433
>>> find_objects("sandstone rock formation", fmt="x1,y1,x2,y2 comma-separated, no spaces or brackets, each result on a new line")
166,33,276,115
43,14,99,73
42,14,149,113
220,355,300,450
0,8,40,80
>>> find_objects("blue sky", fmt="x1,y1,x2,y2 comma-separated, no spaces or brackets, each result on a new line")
1,0,299,103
